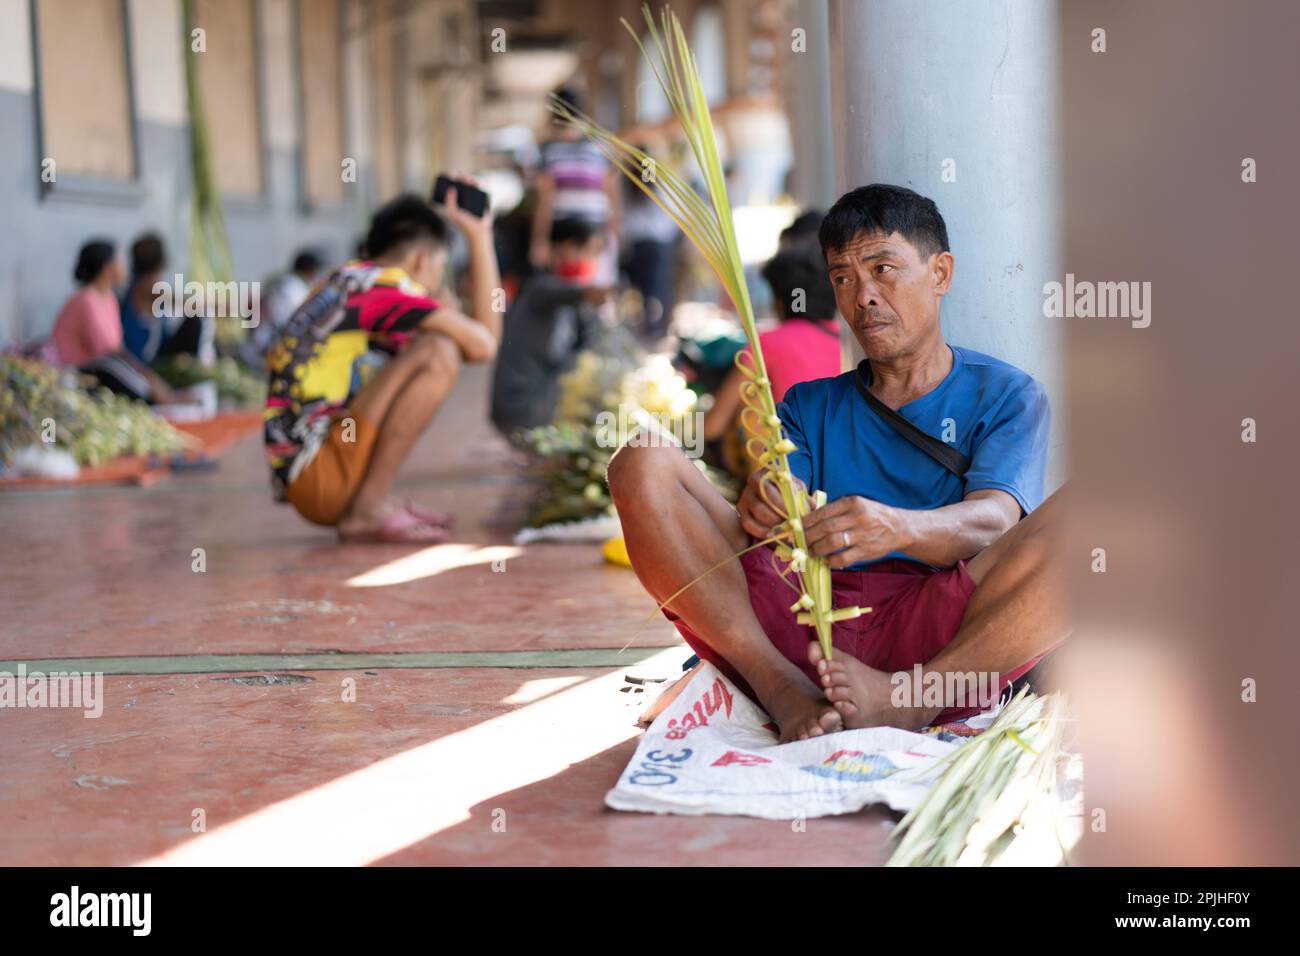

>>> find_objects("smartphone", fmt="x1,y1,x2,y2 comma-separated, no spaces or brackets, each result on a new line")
432,175,490,218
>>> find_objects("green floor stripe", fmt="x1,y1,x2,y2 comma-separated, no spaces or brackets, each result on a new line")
0,647,672,676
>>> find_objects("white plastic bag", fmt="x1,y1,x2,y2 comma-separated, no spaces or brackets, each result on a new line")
607,663,974,820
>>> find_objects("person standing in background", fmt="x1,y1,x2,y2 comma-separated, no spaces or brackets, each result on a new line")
622,166,681,340
530,87,621,283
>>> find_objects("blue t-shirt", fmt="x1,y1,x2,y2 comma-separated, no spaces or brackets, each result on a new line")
777,345,1050,566
119,282,167,363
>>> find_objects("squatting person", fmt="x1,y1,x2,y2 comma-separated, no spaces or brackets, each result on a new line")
264,189,500,542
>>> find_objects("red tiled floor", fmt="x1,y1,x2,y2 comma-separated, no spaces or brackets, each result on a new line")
0,666,891,866
0,375,675,660
0,365,893,866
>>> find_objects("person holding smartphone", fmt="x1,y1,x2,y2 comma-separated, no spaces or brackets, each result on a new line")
263,183,502,542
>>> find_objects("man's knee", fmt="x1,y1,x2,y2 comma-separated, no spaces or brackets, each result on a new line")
606,441,687,506
1019,490,1063,544
408,332,462,379
971,497,1061,586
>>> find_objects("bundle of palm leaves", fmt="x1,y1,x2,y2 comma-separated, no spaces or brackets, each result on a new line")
153,354,266,408
886,689,1075,866
523,345,736,529
0,354,191,469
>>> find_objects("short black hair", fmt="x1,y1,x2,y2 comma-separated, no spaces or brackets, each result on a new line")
553,86,583,115
364,194,450,259
130,233,166,275
761,243,838,322
292,249,323,275
819,184,949,260
550,217,602,246
781,209,823,244
73,239,116,284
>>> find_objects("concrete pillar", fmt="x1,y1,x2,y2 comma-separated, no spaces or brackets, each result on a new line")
783,0,836,210
826,0,1064,487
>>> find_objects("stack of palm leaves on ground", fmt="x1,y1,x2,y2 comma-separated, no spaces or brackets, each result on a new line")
521,328,736,530
0,354,191,470
549,4,867,658
886,689,1080,866
153,353,266,408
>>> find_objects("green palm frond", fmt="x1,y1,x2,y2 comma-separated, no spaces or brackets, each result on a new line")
886,689,1073,866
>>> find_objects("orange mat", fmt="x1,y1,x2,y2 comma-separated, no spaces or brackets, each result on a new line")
0,408,263,491
169,409,264,457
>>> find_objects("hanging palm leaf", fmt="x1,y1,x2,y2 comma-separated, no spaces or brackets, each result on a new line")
552,5,868,658
181,0,238,344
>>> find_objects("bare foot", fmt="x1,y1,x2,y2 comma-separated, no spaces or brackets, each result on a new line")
390,497,453,527
751,671,843,743
338,501,450,543
808,643,936,731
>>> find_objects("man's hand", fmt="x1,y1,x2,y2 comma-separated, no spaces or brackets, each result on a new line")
443,172,503,346
803,495,909,569
737,469,806,540
443,174,494,238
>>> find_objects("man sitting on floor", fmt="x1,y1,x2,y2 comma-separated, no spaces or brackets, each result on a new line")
609,184,1065,741
264,190,500,542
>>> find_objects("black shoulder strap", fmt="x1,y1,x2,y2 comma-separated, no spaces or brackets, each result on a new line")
853,360,970,479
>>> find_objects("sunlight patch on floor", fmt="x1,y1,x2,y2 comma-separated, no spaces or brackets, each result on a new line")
345,543,523,588
137,648,681,867
500,675,586,705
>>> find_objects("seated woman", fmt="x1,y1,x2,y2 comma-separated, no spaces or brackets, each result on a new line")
701,241,842,476
120,233,211,365
51,239,174,404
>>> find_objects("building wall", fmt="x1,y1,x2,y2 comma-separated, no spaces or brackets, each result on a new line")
0,0,478,347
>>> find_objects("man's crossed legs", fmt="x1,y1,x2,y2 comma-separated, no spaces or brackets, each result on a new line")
608,442,1067,741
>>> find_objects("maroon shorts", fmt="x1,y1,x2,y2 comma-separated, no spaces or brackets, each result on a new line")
665,546,1037,723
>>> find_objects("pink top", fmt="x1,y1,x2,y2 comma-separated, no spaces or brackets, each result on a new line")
747,318,842,402
51,287,123,367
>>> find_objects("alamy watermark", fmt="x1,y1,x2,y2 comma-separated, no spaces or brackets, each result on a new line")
152,274,261,328
890,664,1001,711
50,886,150,936
596,406,705,459
1,665,104,718
1042,273,1151,328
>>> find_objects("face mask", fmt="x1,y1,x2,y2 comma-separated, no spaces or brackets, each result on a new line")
554,259,598,282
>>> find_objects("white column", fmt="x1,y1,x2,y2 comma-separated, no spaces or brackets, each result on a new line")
826,0,1064,487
